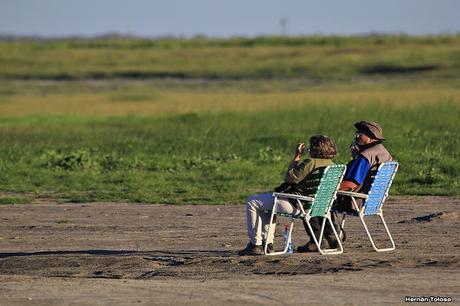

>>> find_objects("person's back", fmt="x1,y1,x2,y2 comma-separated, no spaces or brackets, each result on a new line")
356,141,392,194
284,157,334,196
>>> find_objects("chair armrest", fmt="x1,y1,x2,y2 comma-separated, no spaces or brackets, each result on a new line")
272,192,314,202
337,190,368,199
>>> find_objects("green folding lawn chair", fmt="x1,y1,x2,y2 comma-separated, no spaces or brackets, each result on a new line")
335,161,399,252
265,164,346,255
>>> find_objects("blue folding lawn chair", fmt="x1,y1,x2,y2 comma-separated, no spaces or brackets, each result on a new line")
336,161,399,252
265,164,347,255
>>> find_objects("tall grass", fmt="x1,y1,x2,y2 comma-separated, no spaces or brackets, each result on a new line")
0,80,458,203
0,35,458,203
1,79,458,116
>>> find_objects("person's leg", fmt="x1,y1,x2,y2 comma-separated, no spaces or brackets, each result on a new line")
323,214,340,248
241,194,298,255
240,193,275,255
245,193,272,245
298,217,330,252
261,197,297,244
322,195,355,248
302,216,322,240
246,194,297,244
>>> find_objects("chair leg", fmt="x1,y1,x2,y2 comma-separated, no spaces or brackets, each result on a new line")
303,216,342,255
303,216,321,253
317,217,343,255
326,217,344,254
265,197,295,256
339,213,347,240
359,212,395,252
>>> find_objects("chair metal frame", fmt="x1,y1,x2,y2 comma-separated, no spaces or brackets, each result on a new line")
336,161,399,252
264,164,346,255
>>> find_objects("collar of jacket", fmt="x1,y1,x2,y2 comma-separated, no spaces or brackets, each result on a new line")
357,140,382,152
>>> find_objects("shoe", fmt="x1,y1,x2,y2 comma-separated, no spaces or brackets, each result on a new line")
238,242,264,256
297,239,330,253
261,241,274,254
325,236,339,249
266,243,274,254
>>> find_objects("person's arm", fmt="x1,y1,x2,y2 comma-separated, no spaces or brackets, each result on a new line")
285,159,299,179
339,155,370,191
349,141,360,158
340,180,359,191
285,159,315,184
284,143,312,184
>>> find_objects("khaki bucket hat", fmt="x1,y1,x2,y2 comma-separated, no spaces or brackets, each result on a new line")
354,121,385,140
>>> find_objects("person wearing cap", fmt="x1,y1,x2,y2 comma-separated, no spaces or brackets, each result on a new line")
297,121,393,252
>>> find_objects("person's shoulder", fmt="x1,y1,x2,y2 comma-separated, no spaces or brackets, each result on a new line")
301,158,314,166
375,142,390,151
360,142,392,161
309,158,334,166
362,142,388,153
379,143,392,154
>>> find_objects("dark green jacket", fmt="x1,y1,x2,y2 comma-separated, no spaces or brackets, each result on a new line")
284,158,335,196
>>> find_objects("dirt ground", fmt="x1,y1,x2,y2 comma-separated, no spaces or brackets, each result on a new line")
0,196,459,305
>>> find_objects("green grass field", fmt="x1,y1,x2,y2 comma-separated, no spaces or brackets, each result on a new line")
0,36,459,204
1,35,460,80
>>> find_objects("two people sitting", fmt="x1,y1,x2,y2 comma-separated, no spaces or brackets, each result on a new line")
239,121,393,256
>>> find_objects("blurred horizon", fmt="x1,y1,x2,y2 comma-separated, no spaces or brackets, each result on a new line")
2,32,460,41
1,0,459,38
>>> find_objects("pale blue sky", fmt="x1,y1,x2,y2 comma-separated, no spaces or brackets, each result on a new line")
1,0,459,38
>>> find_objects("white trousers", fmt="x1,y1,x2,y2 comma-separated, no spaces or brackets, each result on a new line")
245,193,299,245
